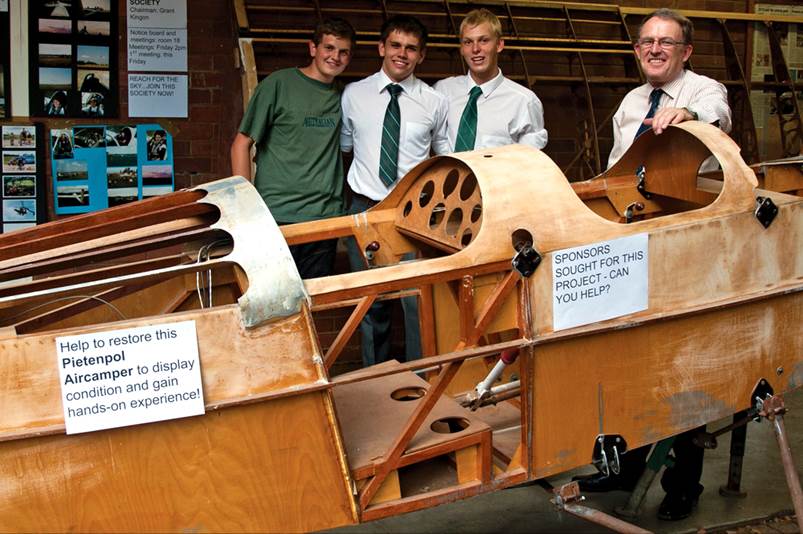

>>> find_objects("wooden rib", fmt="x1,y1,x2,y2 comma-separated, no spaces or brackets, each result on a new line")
233,0,248,30
564,6,601,174
311,289,418,312
0,202,214,261
323,295,375,370
468,271,521,345
351,432,485,480
0,189,204,249
309,260,512,306
418,284,437,357
718,19,758,164
0,227,222,283
0,260,239,313
9,282,160,333
358,361,462,510
0,255,189,298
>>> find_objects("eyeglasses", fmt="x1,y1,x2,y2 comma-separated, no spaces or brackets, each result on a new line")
636,38,686,49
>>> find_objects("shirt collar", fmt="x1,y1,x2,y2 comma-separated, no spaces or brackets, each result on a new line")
649,68,686,100
376,69,418,97
466,68,505,98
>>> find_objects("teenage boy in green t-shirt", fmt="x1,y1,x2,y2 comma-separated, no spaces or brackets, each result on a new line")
231,18,355,279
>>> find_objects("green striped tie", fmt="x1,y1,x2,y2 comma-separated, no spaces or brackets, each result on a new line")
379,83,403,187
454,86,483,152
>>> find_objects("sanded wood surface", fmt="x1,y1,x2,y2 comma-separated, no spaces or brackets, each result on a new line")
0,305,322,440
530,293,803,478
0,393,356,532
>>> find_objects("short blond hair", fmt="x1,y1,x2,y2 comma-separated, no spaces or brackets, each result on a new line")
460,8,502,39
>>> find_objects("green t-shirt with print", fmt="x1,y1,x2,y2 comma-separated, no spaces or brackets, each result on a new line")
239,68,344,223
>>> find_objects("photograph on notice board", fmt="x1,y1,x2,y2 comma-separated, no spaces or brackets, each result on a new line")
78,19,109,36
2,198,36,221
146,129,168,161
106,166,136,189
106,125,135,147
51,128,74,159
39,18,71,34
107,145,136,167
74,126,105,148
3,222,36,233
2,151,36,173
56,184,89,208
41,0,72,19
54,159,88,181
143,186,173,198
77,45,108,69
3,175,36,197
3,126,36,148
142,164,172,186
39,43,72,67
81,92,105,117
80,0,110,18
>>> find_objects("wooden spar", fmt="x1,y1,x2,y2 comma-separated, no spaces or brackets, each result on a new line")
0,122,801,531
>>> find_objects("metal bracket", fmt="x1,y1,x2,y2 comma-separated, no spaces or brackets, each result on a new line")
635,165,651,199
364,241,380,267
755,196,779,228
592,434,627,477
512,244,542,278
624,201,645,224
752,378,775,420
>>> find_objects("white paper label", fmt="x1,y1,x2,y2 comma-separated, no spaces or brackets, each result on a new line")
552,233,649,331
128,74,188,117
56,320,204,434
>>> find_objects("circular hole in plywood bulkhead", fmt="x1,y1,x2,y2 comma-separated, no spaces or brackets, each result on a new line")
460,173,477,201
430,417,470,434
443,169,459,198
461,229,473,247
446,208,463,236
390,387,427,401
403,200,413,217
429,202,446,229
419,180,435,207
470,204,482,223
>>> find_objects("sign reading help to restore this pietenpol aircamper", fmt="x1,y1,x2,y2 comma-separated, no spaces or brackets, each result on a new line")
56,320,204,434
552,233,649,330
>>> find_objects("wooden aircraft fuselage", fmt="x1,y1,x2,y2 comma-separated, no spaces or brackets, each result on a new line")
0,123,800,531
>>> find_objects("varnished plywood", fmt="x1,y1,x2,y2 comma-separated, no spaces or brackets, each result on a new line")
0,306,322,439
0,393,356,532
530,293,803,478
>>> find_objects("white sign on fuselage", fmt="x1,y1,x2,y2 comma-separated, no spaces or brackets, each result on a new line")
552,233,649,330
56,320,204,434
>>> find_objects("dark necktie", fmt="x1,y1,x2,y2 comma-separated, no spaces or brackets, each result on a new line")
454,85,483,152
379,83,403,187
635,88,663,139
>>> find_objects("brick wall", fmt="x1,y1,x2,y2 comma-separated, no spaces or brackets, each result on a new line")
116,0,242,191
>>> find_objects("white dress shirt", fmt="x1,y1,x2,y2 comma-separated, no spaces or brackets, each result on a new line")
341,70,449,201
434,69,547,151
607,69,731,169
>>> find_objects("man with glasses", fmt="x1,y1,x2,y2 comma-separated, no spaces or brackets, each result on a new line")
576,9,731,521
606,8,731,169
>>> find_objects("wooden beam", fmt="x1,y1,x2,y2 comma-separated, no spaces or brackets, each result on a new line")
324,295,376,370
